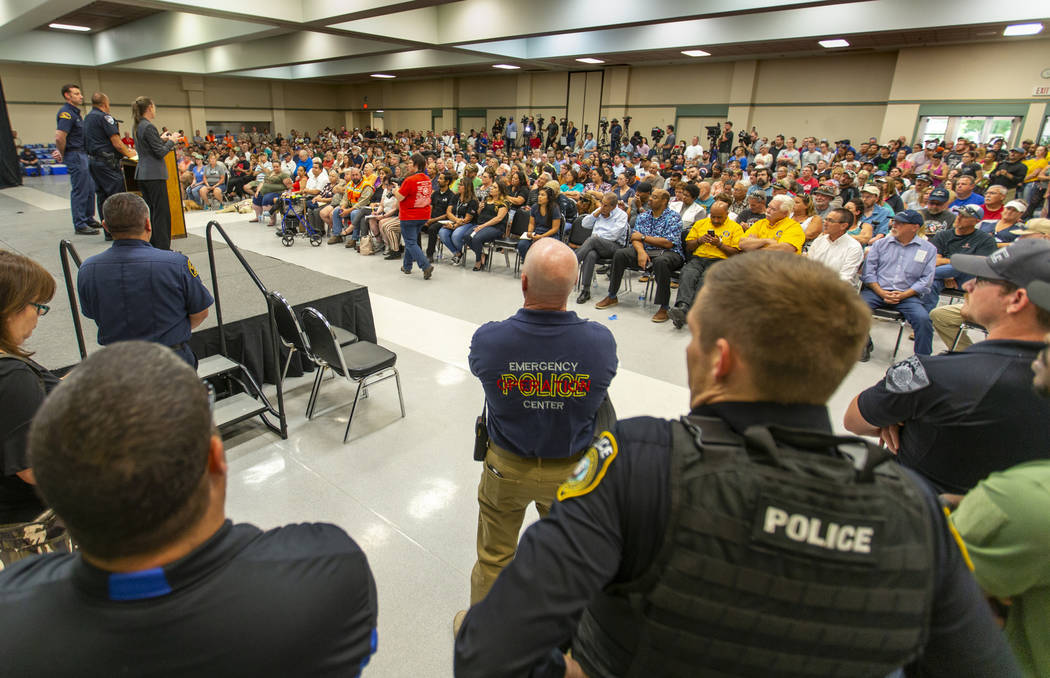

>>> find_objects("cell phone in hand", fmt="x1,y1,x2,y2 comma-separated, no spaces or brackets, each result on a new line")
708,229,716,237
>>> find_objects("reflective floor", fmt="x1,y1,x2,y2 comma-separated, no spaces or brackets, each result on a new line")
1,178,967,676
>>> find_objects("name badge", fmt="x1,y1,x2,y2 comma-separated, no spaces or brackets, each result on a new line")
913,249,927,262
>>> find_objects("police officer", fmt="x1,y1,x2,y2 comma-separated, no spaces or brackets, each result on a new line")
454,252,1019,678
77,193,213,367
53,83,98,235
84,92,136,242
458,238,617,623
846,238,1050,494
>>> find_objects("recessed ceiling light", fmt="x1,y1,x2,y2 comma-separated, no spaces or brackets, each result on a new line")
493,64,520,70
49,22,91,32
576,57,604,64
1003,23,1043,37
681,49,711,57
819,39,850,48
370,73,395,79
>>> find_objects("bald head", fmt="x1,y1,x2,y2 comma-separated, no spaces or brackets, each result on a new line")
91,92,109,111
521,239,578,311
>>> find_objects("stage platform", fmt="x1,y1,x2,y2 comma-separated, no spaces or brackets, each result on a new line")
4,225,374,380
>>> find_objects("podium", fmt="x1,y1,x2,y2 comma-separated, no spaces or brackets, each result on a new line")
120,151,186,239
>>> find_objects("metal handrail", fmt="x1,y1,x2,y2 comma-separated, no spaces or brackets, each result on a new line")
58,239,87,360
203,220,287,439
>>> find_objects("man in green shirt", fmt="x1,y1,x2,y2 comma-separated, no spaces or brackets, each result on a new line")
949,278,1050,677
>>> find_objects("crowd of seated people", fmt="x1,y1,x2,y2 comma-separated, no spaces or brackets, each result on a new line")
151,123,1050,331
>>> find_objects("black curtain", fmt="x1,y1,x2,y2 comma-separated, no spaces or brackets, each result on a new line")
0,76,21,188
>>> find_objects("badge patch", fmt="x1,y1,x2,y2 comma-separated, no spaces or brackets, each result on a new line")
59,112,72,120
187,259,199,278
556,431,618,502
105,115,115,124
884,355,930,394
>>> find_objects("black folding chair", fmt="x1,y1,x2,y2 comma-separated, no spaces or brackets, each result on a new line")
872,308,907,361
486,209,531,273
269,291,357,385
300,307,404,443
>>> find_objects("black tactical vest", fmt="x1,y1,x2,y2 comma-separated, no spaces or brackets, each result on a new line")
572,416,935,678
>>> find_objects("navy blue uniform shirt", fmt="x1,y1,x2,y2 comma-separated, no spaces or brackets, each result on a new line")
454,402,1020,678
84,107,120,156
469,308,617,458
0,520,378,677
56,102,85,151
857,340,1050,494
78,240,214,362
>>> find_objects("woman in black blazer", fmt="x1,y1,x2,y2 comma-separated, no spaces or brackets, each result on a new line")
131,96,180,250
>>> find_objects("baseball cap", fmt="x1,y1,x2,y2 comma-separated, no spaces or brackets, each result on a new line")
814,185,837,197
1010,147,1025,153
914,173,932,183
747,187,767,199
774,179,792,190
892,209,923,225
957,204,983,219
1027,279,1050,312
843,170,857,180
1014,218,1050,236
951,238,1050,287
1005,199,1028,212
927,187,950,203
861,185,880,196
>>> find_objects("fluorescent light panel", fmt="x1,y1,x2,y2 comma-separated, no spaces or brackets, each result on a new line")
370,73,395,78
681,49,710,57
493,64,520,69
1003,23,1043,36
819,39,850,48
576,57,604,64
49,22,91,31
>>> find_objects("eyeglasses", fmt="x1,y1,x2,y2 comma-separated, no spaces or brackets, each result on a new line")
973,277,1013,290
30,302,50,316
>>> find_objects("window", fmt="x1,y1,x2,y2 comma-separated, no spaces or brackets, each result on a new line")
1039,116,1050,147
917,116,1021,145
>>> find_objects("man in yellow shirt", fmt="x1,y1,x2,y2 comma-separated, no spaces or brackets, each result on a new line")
667,198,742,329
738,194,806,254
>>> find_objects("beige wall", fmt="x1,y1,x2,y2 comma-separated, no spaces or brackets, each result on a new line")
5,38,1049,146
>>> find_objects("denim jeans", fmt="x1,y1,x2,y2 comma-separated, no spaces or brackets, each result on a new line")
400,219,430,272
331,207,347,236
861,288,933,355
465,225,502,261
921,264,973,311
439,224,473,254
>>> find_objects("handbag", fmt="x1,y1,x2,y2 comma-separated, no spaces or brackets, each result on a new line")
473,402,489,461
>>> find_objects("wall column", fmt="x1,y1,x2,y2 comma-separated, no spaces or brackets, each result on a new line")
440,77,457,131
726,60,756,131
181,75,205,137
270,82,285,136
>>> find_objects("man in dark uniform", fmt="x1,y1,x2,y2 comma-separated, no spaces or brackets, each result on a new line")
846,238,1050,494
460,238,617,621
455,252,1019,678
53,83,98,235
77,193,214,367
84,92,136,242
0,342,378,675
988,147,1028,198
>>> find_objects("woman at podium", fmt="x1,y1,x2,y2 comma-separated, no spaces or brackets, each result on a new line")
131,96,180,250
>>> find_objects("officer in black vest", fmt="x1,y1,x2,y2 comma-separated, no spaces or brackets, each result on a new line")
84,92,135,241
454,252,1019,678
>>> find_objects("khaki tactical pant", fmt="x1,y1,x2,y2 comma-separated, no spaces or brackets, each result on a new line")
930,304,972,351
470,442,584,604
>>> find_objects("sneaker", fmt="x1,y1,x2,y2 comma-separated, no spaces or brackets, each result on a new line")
401,266,412,275
860,337,873,362
327,235,344,245
576,290,591,304
651,308,669,323
451,253,462,265
668,305,687,329
345,238,357,249
384,251,402,260
423,265,434,280
594,296,618,309
453,610,467,638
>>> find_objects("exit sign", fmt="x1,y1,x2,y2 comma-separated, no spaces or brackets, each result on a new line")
1035,85,1050,96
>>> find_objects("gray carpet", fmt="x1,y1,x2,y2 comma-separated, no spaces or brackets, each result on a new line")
1,183,363,370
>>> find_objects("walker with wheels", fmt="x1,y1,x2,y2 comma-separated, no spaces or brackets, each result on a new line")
276,192,322,247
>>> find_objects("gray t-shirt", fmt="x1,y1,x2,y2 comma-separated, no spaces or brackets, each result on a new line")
203,163,228,185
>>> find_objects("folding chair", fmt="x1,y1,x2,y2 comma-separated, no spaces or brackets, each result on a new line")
486,209,531,273
872,308,907,361
300,307,405,443
269,291,357,385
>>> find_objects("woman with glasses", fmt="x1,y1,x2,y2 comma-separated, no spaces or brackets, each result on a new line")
0,251,60,531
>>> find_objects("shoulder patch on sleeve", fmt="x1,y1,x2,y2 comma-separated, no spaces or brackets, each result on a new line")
884,355,930,394
59,111,72,120
557,430,618,502
104,115,115,124
187,258,199,278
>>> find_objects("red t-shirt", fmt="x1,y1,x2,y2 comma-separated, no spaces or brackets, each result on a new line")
982,204,1003,221
398,172,432,220
797,177,819,194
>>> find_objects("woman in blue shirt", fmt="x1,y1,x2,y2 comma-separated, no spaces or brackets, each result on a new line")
516,187,562,261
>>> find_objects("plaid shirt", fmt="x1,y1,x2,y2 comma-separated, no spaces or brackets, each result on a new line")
634,208,684,257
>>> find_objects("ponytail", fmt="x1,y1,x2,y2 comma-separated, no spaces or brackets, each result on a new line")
131,96,153,143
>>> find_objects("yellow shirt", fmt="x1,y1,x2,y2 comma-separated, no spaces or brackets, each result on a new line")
1022,157,1047,183
686,217,743,260
743,217,805,254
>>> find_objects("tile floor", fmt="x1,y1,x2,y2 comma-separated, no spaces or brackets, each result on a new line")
1,177,971,676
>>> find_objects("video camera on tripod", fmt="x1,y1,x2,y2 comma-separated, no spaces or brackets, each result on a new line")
492,116,507,136
705,124,721,146
651,126,665,145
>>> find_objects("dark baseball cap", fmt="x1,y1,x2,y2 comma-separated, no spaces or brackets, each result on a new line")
927,187,950,203
957,204,983,219
814,185,836,197
951,238,1050,287
1028,279,1050,312
914,173,932,183
892,209,923,225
